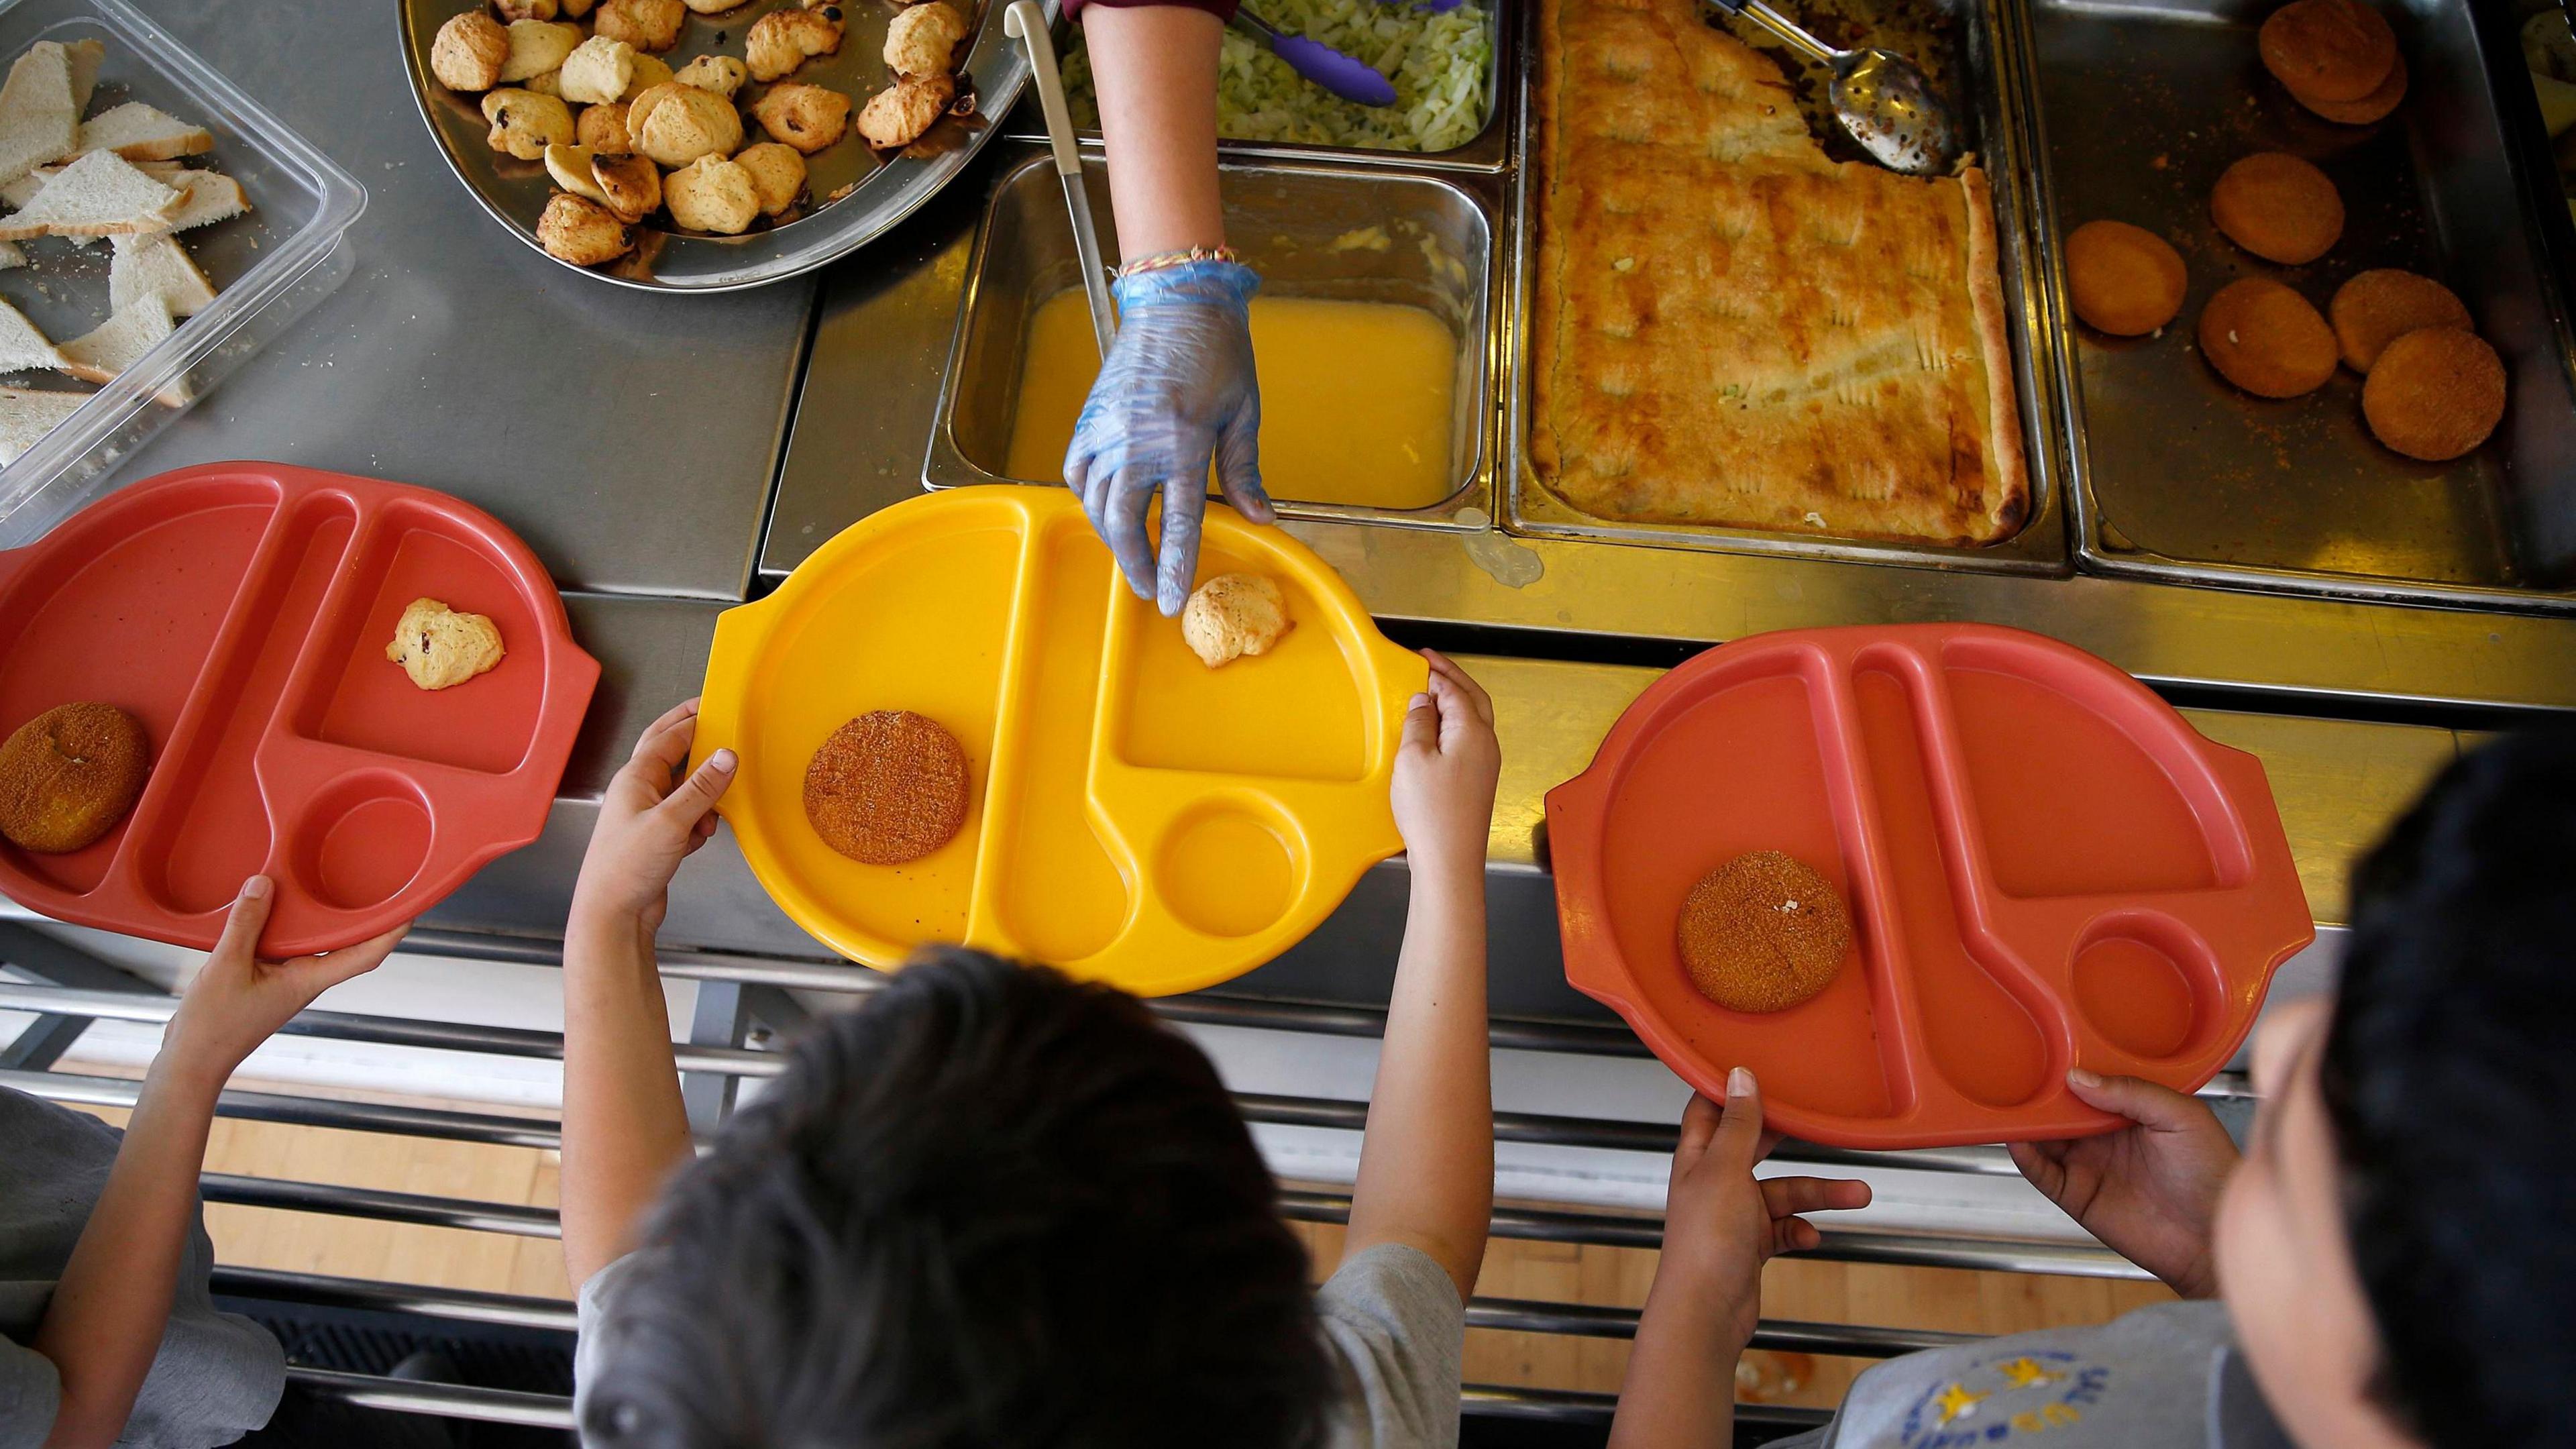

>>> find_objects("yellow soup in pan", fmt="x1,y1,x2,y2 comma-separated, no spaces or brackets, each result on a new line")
1004,291,1460,513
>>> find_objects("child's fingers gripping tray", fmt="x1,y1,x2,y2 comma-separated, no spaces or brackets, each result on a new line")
0,463,598,955
691,486,1426,998
1546,624,2314,1150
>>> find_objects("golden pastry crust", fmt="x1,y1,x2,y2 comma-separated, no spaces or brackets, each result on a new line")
384,598,508,689
1532,0,2027,547
431,12,511,92
0,703,149,855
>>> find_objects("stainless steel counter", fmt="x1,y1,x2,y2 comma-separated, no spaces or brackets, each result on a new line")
108,0,814,601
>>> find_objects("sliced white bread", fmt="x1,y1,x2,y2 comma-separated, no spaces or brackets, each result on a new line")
0,297,65,374
110,232,216,316
74,102,213,162
0,239,21,270
58,294,188,404
0,384,89,463
0,42,78,188
136,168,245,234
1,156,183,207
0,149,180,239
64,39,103,115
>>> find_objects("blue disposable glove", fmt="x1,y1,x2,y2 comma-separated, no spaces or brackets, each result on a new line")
1063,258,1274,616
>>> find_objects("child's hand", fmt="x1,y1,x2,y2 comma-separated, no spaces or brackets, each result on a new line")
1658,1069,1872,1351
158,876,407,1094
2008,1069,2237,1299
1389,651,1499,876
570,698,736,936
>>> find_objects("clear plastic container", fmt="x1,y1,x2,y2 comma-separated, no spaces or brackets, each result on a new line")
0,0,366,548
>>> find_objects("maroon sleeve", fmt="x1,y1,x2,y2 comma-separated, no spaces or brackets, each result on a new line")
1065,0,1240,24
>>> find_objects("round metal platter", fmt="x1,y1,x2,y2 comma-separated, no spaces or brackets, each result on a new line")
396,0,1032,292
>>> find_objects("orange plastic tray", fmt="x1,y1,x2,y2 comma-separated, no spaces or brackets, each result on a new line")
0,464,598,956
1548,624,2313,1148
692,486,1426,997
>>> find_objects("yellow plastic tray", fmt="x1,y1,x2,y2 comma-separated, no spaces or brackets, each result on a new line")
692,486,1426,996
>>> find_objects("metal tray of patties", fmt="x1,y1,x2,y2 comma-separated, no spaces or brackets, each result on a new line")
2030,0,2576,612
928,150,1503,531
1502,0,2073,576
396,0,1032,291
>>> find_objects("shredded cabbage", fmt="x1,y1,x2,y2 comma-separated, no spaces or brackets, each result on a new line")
1061,0,1493,153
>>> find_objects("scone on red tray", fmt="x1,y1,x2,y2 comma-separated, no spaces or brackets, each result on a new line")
386,597,507,691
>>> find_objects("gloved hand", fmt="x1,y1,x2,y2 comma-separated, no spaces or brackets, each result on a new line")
1063,258,1273,616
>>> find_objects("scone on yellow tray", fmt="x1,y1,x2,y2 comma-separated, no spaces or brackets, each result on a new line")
1181,574,1291,669
386,597,507,691
1530,0,2027,546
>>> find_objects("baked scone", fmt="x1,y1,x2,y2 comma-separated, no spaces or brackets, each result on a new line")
885,3,967,78
2210,152,2343,265
2363,327,2504,462
767,80,861,152
385,598,508,689
493,0,558,19
2064,220,2186,336
2198,278,2337,398
2258,0,2396,104
576,100,633,152
2330,268,2469,372
803,711,969,865
747,7,845,81
634,81,742,167
0,703,149,855
1532,0,2026,545
498,19,581,84
482,89,574,160
1676,851,1852,1014
733,141,807,215
558,35,636,105
590,151,661,222
619,51,674,102
544,142,612,206
672,54,749,99
1181,574,1292,668
594,0,686,52
431,11,511,91
664,154,760,233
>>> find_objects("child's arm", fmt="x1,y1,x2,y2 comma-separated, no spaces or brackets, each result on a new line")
1344,651,1500,1301
2007,1069,2238,1298
561,699,735,1288
35,877,404,1449
1609,1072,1870,1449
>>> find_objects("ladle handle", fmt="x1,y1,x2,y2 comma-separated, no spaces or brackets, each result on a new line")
1719,0,1840,67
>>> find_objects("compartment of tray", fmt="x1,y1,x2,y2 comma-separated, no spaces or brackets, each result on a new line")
931,154,1497,528
1502,0,2071,574
2032,0,2576,609
0,475,280,895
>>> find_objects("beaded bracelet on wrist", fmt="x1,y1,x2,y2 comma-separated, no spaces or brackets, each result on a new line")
1113,246,1241,279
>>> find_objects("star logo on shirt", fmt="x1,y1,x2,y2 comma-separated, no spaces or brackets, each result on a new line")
1996,1357,2068,1391
1931,1382,1988,1426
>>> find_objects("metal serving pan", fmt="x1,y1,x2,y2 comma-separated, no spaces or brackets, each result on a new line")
396,0,1032,291
927,149,1502,530
2029,0,2576,612
1501,0,2072,576
1001,2,1515,172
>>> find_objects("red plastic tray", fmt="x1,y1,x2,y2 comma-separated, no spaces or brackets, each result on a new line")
1547,624,2313,1149
0,464,598,957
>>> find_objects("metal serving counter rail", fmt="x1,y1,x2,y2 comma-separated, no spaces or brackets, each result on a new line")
0,922,2157,1439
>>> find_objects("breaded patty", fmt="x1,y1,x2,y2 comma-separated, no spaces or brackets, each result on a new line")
0,702,150,854
803,710,969,865
1676,851,1853,1014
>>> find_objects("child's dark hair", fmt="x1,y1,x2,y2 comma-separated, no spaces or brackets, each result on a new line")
2322,728,2576,1448
579,947,1337,1449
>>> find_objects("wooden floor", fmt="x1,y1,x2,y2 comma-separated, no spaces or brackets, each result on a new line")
79,1106,2172,1410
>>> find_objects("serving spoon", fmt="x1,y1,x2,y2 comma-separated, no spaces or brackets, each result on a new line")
1707,0,1959,176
